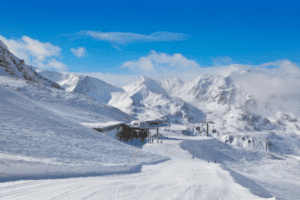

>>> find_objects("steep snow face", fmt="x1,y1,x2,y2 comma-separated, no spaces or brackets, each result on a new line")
36,70,81,91
0,40,63,90
159,77,184,94
0,76,133,124
74,76,124,103
157,71,300,156
109,76,206,124
180,75,238,106
37,70,123,103
124,76,169,96
159,72,300,134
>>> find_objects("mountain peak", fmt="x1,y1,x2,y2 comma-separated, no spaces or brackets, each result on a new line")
124,76,167,95
36,69,123,103
0,40,64,90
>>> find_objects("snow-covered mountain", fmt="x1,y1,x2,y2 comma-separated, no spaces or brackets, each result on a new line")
159,77,184,94
156,68,300,155
159,70,300,132
0,40,63,90
0,40,168,177
0,75,165,177
34,58,300,139
37,70,123,103
109,76,206,124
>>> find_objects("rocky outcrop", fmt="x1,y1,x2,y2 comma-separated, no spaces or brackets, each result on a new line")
0,40,64,90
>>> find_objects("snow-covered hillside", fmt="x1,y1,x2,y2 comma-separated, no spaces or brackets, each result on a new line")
109,76,206,124
0,75,167,178
33,61,300,157
0,40,167,177
37,70,123,103
0,41,63,90
1,39,299,199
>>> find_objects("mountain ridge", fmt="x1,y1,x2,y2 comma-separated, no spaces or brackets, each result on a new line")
0,40,64,90
37,70,123,103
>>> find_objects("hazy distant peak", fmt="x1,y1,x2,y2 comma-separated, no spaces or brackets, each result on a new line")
137,76,157,85
161,77,184,84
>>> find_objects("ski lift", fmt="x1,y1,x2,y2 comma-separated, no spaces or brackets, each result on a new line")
212,126,217,133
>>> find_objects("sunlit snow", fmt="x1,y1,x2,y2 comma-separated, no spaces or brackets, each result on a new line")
1,39,300,199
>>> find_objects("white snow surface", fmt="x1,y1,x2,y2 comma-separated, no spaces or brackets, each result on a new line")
0,39,299,199
81,121,124,129
0,129,287,200
37,69,123,103
0,76,167,178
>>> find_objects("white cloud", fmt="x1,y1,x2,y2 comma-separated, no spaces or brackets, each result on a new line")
229,63,300,104
0,35,68,71
80,31,188,45
71,47,86,57
80,56,300,102
122,57,155,71
121,50,200,74
46,59,68,70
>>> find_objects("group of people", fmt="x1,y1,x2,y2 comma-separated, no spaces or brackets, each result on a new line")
147,137,163,144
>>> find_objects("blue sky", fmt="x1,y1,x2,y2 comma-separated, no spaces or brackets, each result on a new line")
0,0,299,86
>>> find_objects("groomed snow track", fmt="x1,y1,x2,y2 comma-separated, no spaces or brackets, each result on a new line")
0,135,276,200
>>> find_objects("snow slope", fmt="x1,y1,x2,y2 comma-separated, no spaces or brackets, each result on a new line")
37,69,123,103
0,40,168,178
0,130,278,200
109,76,206,124
179,135,300,200
0,39,298,199
0,75,167,178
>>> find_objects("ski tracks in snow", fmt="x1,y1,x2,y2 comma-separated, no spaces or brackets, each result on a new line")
0,138,275,200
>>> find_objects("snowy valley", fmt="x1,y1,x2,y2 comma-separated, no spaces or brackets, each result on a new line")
0,39,300,199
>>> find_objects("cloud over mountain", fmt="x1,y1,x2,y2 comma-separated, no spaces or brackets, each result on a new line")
0,35,68,71
121,50,200,74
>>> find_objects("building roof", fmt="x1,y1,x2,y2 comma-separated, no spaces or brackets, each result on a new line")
80,121,125,132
